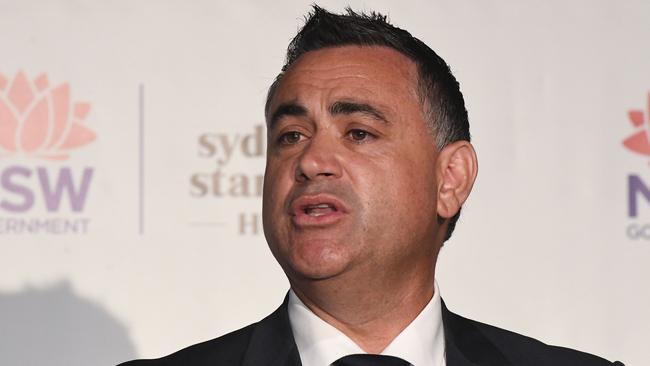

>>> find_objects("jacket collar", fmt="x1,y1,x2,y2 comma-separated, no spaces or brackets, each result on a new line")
242,294,302,366
441,300,512,366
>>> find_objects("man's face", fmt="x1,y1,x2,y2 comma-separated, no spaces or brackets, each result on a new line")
263,46,441,283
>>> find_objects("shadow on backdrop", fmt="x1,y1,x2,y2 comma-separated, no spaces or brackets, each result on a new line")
0,280,136,366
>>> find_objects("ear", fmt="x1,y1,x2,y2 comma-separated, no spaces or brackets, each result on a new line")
436,141,478,219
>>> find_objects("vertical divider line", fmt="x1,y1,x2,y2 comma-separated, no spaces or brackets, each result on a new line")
139,84,144,235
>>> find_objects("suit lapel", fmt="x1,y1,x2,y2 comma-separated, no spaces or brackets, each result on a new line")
242,295,302,366
442,300,513,366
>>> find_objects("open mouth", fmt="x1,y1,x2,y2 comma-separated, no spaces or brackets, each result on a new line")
290,194,347,227
303,203,337,217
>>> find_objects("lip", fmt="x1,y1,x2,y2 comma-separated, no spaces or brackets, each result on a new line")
289,194,349,228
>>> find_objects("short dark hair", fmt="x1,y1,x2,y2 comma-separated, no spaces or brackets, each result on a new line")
266,5,470,242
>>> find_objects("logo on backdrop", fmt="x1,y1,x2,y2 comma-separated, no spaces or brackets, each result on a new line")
623,92,650,239
0,71,95,235
190,125,265,235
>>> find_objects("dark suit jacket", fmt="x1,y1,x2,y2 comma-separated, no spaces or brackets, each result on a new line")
119,299,623,366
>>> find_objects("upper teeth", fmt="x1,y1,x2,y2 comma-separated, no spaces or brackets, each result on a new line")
304,203,335,216
311,204,331,208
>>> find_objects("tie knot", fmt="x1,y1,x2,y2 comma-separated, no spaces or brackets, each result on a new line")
333,354,410,366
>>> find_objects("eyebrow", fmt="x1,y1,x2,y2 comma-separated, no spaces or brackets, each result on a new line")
268,102,308,129
329,101,389,124
267,100,390,129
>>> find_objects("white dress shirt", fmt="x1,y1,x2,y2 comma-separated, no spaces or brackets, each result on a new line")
288,282,446,366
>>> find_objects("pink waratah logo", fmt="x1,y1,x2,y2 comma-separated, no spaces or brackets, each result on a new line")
0,71,95,160
623,92,650,156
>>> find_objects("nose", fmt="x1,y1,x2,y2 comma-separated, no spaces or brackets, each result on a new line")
295,133,342,182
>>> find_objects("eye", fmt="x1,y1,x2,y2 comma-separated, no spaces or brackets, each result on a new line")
347,129,374,142
278,131,305,145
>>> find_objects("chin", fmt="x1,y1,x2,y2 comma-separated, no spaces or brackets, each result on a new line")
285,238,351,281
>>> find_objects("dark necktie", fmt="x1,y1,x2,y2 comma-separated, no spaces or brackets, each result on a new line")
333,354,411,366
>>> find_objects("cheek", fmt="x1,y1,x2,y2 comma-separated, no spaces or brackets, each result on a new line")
262,159,293,246
354,155,437,232
397,161,438,218
263,158,292,204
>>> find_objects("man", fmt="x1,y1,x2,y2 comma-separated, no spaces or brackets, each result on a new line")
121,6,623,366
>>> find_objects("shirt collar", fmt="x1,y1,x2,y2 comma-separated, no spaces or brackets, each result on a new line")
288,282,445,366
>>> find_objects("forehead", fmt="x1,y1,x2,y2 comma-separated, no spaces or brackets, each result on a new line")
270,46,420,111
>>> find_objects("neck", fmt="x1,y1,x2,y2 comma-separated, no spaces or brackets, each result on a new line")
290,261,436,353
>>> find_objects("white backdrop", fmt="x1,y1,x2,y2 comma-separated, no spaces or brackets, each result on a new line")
0,1,646,365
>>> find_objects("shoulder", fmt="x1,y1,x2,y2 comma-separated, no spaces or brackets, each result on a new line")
117,323,257,366
444,309,624,366
475,318,621,365
117,297,296,366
